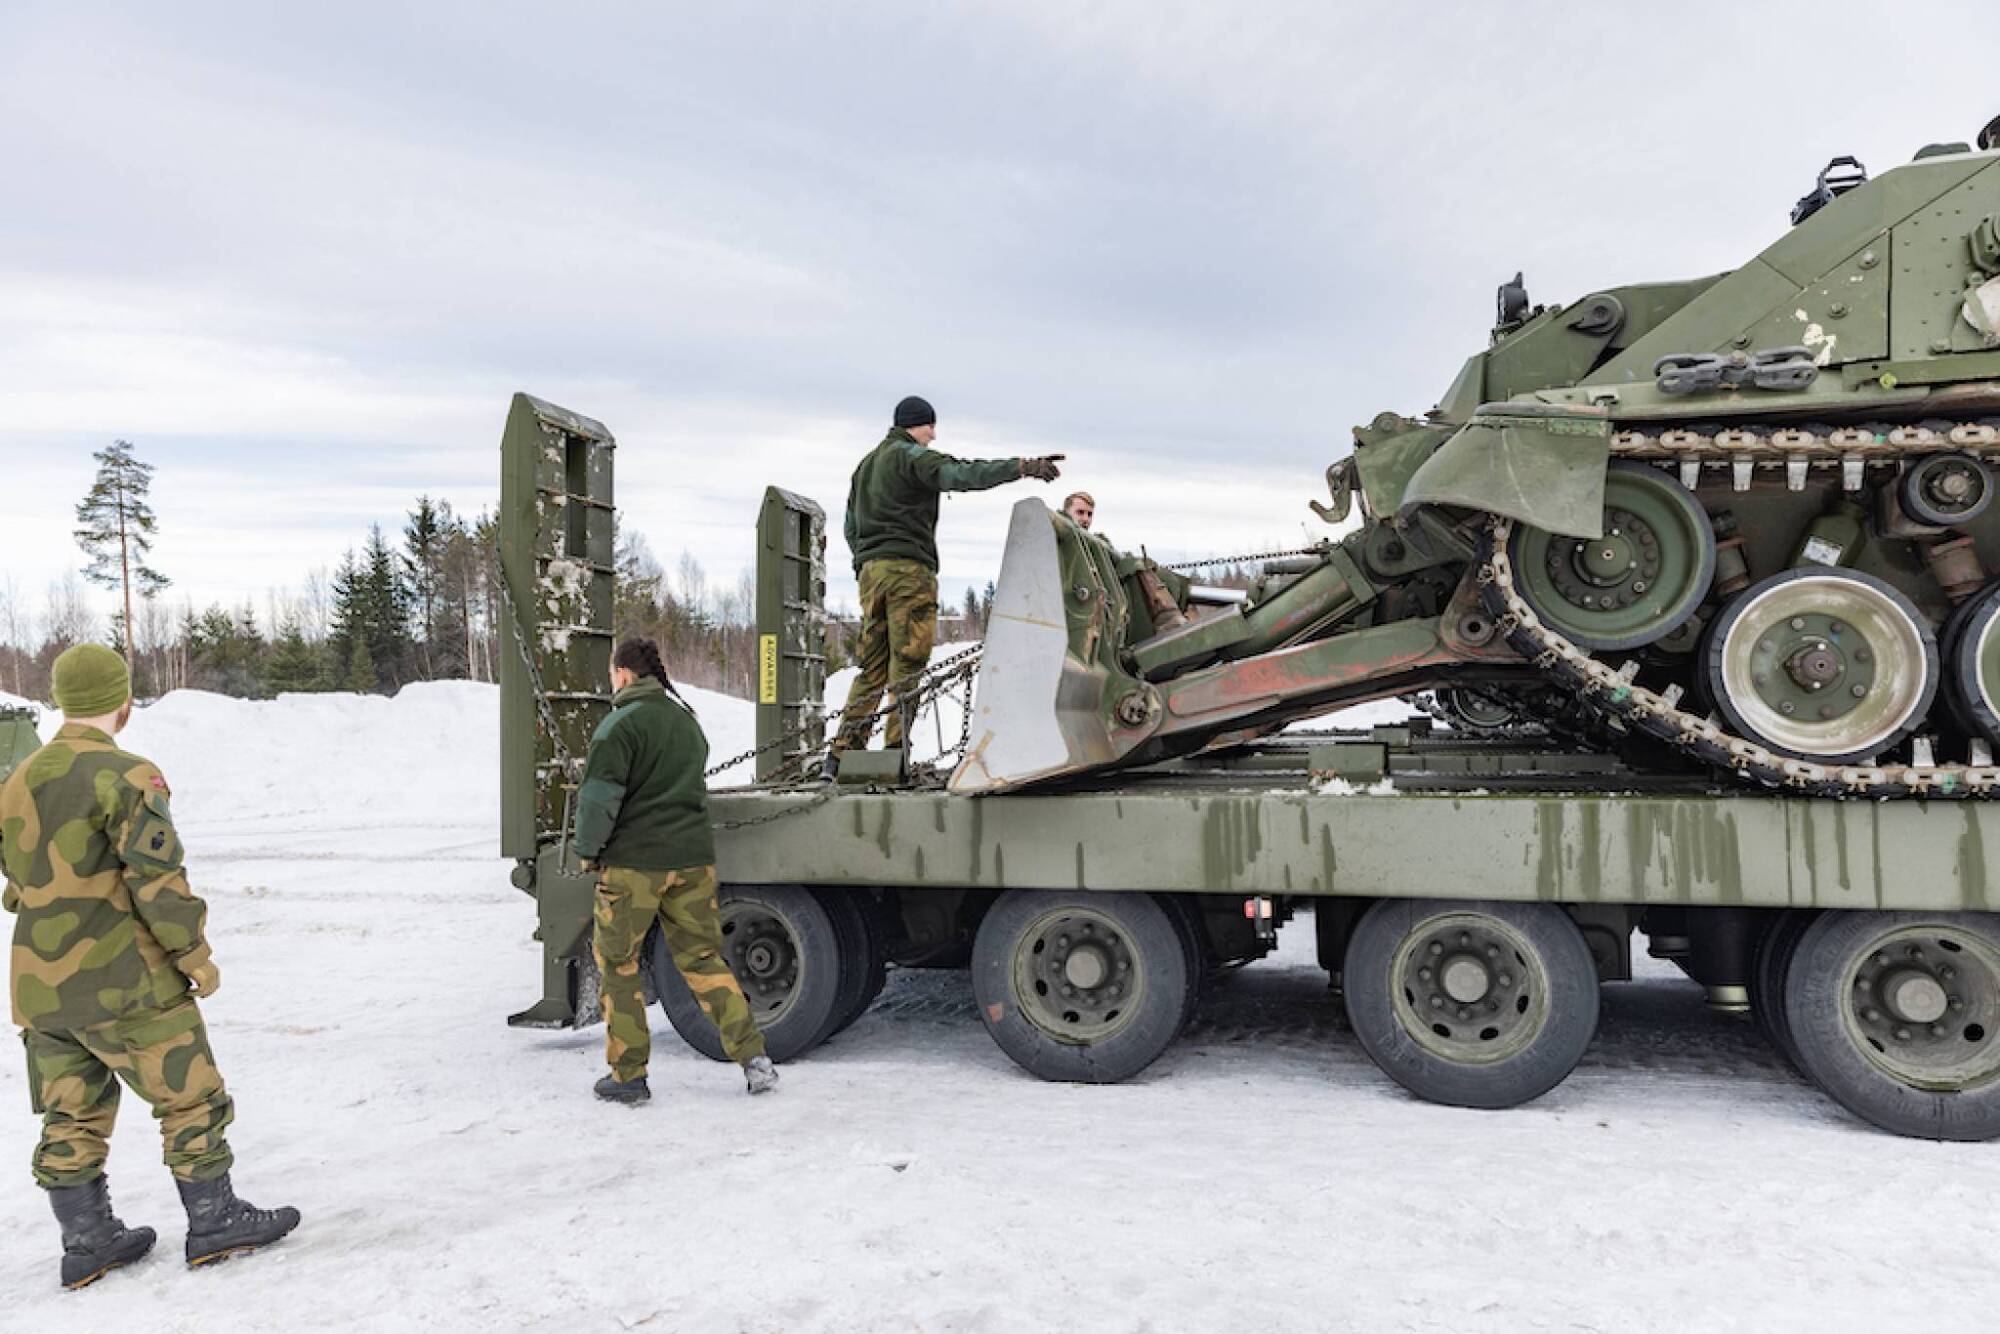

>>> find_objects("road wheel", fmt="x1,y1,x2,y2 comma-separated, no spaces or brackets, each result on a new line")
1785,911,2000,1140
972,891,1192,1083
1704,568,1938,763
656,884,843,1063
819,890,888,1042
1942,582,2000,747
1750,910,1817,1072
1508,460,1715,651
1345,899,1599,1109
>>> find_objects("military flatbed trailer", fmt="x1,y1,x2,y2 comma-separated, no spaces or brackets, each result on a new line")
497,394,2000,1142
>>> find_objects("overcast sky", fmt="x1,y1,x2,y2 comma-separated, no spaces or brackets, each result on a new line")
3,1,1996,629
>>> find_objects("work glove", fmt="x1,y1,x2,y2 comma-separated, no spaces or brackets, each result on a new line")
1020,454,1065,482
182,958,221,999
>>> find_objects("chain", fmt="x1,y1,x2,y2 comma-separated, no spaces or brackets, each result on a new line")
1165,544,1327,573
703,642,987,781
1480,417,2000,798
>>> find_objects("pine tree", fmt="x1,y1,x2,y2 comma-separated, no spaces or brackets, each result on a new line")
403,496,468,680
345,639,378,693
74,440,170,673
265,622,331,694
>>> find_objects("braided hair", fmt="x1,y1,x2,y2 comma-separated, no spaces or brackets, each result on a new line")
613,637,694,714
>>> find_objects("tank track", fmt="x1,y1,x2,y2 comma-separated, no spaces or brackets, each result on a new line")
1477,416,2000,798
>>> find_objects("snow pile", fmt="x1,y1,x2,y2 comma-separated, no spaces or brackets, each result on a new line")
3,677,1997,1330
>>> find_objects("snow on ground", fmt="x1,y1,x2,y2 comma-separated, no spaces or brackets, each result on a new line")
3,683,1997,1331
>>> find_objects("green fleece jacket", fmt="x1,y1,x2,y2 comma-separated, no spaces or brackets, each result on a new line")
571,678,716,872
844,428,1023,572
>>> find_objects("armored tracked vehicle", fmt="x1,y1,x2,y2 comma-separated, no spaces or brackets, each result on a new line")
957,114,2000,801
501,116,2000,1142
0,706,39,784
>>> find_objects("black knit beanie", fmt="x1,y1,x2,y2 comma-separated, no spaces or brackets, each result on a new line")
893,396,936,430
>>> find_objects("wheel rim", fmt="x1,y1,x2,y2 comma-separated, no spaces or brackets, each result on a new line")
1510,463,1715,651
1904,453,1992,525
1011,907,1145,1045
1840,924,2000,1092
1389,912,1551,1064
720,902,803,1025
1713,572,1933,759
1439,688,1521,731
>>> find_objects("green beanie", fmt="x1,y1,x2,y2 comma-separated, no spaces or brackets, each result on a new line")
52,644,133,718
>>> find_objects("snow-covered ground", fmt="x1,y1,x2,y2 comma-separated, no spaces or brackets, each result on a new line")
3,683,1996,1332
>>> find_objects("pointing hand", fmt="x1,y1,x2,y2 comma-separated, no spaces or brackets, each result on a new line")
1021,455,1065,482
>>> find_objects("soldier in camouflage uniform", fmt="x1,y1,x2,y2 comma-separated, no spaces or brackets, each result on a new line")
833,396,1063,757
1,645,299,1288
573,638,778,1104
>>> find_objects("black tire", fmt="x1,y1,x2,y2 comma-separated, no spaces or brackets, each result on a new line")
1344,898,1600,1110
819,890,888,1042
1785,910,2000,1140
1158,894,1206,1034
1750,910,1816,1072
655,884,843,1064
1943,581,2000,746
972,890,1193,1083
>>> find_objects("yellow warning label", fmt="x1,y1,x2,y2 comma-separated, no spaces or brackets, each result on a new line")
758,634,778,704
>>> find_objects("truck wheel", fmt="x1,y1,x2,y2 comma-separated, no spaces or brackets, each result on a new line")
655,884,843,1064
1750,910,1816,1072
1784,911,2000,1140
819,890,888,1042
1345,899,1599,1109
972,891,1192,1083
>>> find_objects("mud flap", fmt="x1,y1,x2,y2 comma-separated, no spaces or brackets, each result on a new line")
951,500,1095,794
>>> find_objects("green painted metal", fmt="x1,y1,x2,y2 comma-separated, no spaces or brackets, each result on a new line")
497,393,618,1029
712,782,2000,914
1400,402,1612,538
754,487,827,780
0,706,39,784
498,392,616,862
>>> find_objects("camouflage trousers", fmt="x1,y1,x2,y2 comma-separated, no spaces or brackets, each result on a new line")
22,1000,234,1188
593,864,766,1078
834,557,938,751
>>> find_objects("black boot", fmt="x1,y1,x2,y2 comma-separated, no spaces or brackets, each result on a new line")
177,1173,300,1267
594,1072,651,1104
48,1175,157,1290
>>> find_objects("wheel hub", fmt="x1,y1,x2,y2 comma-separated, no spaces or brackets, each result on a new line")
1844,927,2000,1091
1015,911,1142,1044
1508,463,1714,652
1713,570,1933,762
1394,917,1544,1063
1748,614,1873,722
1440,955,1491,1004
721,905,801,1014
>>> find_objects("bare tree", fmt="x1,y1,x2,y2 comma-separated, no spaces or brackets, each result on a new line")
0,574,24,696
43,572,101,650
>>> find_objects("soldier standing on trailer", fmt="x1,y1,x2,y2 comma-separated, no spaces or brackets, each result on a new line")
1,645,299,1290
831,395,1064,760
573,637,780,1104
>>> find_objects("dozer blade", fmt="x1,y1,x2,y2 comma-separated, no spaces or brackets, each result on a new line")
950,500,1112,794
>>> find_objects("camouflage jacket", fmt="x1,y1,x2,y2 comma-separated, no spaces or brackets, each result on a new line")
0,724,211,1031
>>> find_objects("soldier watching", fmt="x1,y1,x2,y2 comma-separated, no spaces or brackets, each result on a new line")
573,637,779,1103
832,395,1063,759
1,644,299,1290
1060,489,1188,633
